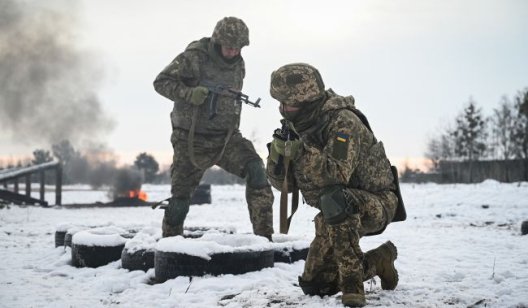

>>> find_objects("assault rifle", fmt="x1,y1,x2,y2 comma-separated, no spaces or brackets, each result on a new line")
200,81,261,120
272,120,299,175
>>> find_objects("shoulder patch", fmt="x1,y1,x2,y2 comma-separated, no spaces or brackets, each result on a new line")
336,132,349,143
332,131,349,160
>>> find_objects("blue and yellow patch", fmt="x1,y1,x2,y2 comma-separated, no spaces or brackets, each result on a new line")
336,132,349,143
332,131,349,160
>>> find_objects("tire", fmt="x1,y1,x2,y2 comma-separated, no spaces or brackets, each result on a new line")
154,234,274,282
55,231,67,247
271,234,311,263
122,226,236,271
156,250,274,282
191,184,212,205
273,247,309,263
522,220,528,235
71,227,128,268
121,248,155,272
183,226,235,239
55,223,77,247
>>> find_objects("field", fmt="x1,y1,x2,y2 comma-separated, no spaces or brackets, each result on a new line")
1,181,527,308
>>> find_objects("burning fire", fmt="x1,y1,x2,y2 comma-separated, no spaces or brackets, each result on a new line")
128,190,147,201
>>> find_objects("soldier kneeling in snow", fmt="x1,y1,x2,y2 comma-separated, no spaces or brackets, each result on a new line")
265,63,406,307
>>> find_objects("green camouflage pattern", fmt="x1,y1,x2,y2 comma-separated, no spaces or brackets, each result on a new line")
267,93,397,212
211,17,249,48
154,37,245,134
169,128,274,237
154,20,273,238
270,63,325,106
266,81,399,298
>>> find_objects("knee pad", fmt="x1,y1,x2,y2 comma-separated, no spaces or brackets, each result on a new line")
245,159,269,189
319,186,356,225
165,197,190,226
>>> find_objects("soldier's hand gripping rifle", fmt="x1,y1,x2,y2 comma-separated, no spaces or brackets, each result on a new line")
200,81,261,120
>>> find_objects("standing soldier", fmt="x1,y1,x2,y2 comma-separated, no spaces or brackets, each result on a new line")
266,63,406,307
153,17,274,240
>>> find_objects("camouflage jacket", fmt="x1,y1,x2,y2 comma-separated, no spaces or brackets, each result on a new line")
153,37,245,135
266,91,395,208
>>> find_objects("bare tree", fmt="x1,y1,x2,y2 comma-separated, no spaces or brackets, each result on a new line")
489,96,517,159
32,149,53,165
512,88,528,159
425,130,455,171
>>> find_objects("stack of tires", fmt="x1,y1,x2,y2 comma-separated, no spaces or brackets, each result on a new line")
71,226,130,268
54,224,311,280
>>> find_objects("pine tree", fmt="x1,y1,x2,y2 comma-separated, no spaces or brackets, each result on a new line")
451,99,487,161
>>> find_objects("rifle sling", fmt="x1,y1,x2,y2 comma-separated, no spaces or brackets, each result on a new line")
288,187,299,231
280,155,299,234
188,107,234,170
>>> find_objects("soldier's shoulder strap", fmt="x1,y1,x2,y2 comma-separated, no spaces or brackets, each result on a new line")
185,38,210,54
349,107,373,134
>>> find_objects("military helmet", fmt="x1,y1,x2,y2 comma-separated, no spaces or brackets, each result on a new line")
211,17,249,49
270,63,325,106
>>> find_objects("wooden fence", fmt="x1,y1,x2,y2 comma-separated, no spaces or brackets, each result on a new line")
0,161,62,206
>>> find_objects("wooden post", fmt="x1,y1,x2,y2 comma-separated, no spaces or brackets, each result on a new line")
25,175,31,197
40,171,45,202
14,177,19,193
55,164,62,205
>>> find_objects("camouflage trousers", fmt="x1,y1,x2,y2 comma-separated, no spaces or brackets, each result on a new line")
168,128,274,237
301,189,398,294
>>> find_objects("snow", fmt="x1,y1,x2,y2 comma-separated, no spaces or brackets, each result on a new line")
1,183,528,307
157,233,273,260
124,226,162,253
72,226,128,247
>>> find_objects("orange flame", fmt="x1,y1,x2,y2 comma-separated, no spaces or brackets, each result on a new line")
128,190,147,201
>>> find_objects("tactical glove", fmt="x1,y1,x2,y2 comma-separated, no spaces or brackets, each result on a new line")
269,135,302,164
189,86,209,106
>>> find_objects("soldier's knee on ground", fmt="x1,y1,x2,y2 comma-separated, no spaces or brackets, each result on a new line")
319,186,356,225
165,197,190,226
245,159,269,189
298,276,339,297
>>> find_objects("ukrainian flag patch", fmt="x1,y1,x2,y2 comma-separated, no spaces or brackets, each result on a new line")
333,132,349,160
336,132,349,143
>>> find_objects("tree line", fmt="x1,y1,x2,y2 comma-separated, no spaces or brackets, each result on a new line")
0,140,244,187
425,88,528,168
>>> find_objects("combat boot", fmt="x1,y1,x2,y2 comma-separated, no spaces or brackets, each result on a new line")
363,241,398,290
162,197,190,238
341,275,366,307
341,293,366,307
162,216,183,237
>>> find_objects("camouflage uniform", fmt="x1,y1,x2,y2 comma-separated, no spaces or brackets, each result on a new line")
266,63,402,307
153,17,274,239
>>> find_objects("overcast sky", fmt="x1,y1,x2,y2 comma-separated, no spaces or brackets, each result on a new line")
1,0,527,170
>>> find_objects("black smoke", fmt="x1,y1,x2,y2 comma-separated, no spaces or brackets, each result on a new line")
0,0,114,145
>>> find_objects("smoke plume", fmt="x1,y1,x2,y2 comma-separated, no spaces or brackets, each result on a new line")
0,0,114,145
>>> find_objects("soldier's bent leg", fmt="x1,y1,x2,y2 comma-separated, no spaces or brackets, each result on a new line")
300,213,339,297
162,197,190,237
244,159,274,239
320,186,366,307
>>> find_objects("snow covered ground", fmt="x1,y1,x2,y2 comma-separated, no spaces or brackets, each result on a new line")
1,181,527,308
